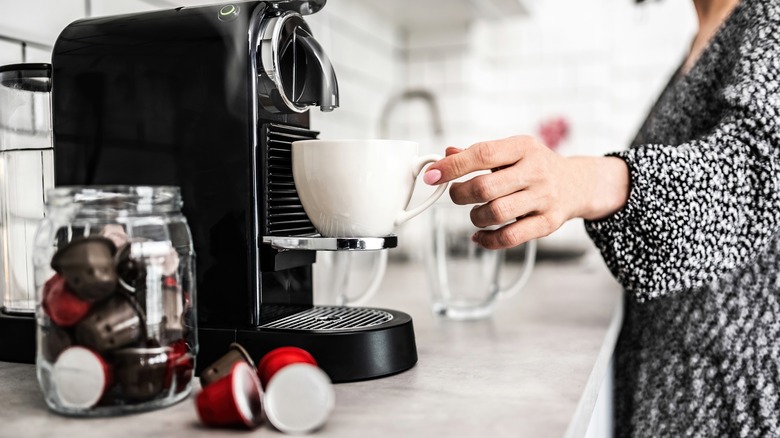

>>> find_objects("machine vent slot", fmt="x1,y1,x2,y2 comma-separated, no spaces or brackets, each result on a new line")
259,306,394,331
261,123,319,236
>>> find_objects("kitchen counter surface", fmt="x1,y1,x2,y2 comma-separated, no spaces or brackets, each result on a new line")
0,254,623,438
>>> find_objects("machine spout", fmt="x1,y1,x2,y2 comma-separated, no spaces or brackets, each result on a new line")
297,29,339,112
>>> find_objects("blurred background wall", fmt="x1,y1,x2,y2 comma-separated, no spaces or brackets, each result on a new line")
0,0,697,255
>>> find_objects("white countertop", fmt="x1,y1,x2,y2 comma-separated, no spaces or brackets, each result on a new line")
0,254,623,438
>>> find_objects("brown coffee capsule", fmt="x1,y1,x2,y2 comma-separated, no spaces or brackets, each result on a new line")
159,318,183,347
114,347,172,402
75,294,145,352
51,236,118,302
200,343,255,388
162,276,183,337
115,243,147,294
40,324,73,362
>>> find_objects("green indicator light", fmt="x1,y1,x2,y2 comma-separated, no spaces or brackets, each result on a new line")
220,5,236,16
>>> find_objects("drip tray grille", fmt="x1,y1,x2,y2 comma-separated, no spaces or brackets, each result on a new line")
259,306,394,331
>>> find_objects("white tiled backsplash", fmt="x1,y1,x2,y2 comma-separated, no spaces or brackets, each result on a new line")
0,0,696,148
399,0,697,158
0,0,404,140
0,0,697,255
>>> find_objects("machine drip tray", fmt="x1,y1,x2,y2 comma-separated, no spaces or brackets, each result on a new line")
259,306,394,330
198,306,418,383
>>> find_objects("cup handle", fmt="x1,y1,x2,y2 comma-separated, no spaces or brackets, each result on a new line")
340,251,388,306
394,154,449,226
497,239,537,300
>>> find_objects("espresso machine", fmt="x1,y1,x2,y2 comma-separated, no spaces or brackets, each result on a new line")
49,0,417,382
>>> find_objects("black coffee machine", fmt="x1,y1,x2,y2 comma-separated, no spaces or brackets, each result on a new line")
50,0,417,382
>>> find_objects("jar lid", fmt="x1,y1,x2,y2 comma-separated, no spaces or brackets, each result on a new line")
46,186,183,214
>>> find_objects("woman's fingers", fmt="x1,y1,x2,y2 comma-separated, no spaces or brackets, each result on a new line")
473,214,558,249
469,190,548,228
449,166,529,205
423,136,532,184
445,146,463,156
422,135,594,250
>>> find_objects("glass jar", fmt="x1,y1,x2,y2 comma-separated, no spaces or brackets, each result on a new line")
33,186,197,416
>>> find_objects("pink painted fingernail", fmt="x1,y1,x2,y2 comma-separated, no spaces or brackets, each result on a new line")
423,169,442,185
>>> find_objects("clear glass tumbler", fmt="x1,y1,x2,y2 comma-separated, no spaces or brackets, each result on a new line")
425,203,537,320
33,186,197,416
313,250,388,306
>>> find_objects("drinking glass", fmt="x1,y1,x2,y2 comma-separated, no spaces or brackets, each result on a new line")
313,250,387,306
424,203,536,320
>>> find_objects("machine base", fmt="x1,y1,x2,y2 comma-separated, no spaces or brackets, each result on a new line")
197,307,417,383
0,311,36,363
0,305,420,385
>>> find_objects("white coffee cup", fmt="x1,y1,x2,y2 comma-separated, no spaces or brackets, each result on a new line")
291,139,449,238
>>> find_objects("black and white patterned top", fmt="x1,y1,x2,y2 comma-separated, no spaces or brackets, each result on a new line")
584,0,780,436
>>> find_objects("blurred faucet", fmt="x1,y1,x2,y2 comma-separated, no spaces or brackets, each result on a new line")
379,89,443,138
379,89,445,263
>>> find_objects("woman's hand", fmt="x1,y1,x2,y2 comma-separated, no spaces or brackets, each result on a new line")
422,136,630,249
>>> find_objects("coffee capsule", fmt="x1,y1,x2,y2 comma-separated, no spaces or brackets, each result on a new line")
53,346,112,409
75,294,145,352
114,347,172,402
128,240,179,276
257,346,318,388
196,361,264,428
40,324,73,362
100,224,130,248
42,274,91,327
162,276,184,337
200,343,255,388
263,363,335,434
165,339,193,394
51,236,118,301
115,243,147,294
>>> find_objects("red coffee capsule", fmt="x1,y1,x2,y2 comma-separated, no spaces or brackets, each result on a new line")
257,346,318,388
52,346,112,409
165,339,193,393
42,274,91,327
195,361,263,429
263,363,335,434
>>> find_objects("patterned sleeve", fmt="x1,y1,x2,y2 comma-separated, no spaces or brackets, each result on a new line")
584,41,780,302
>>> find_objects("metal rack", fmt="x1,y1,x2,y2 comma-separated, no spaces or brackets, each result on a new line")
262,234,397,251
